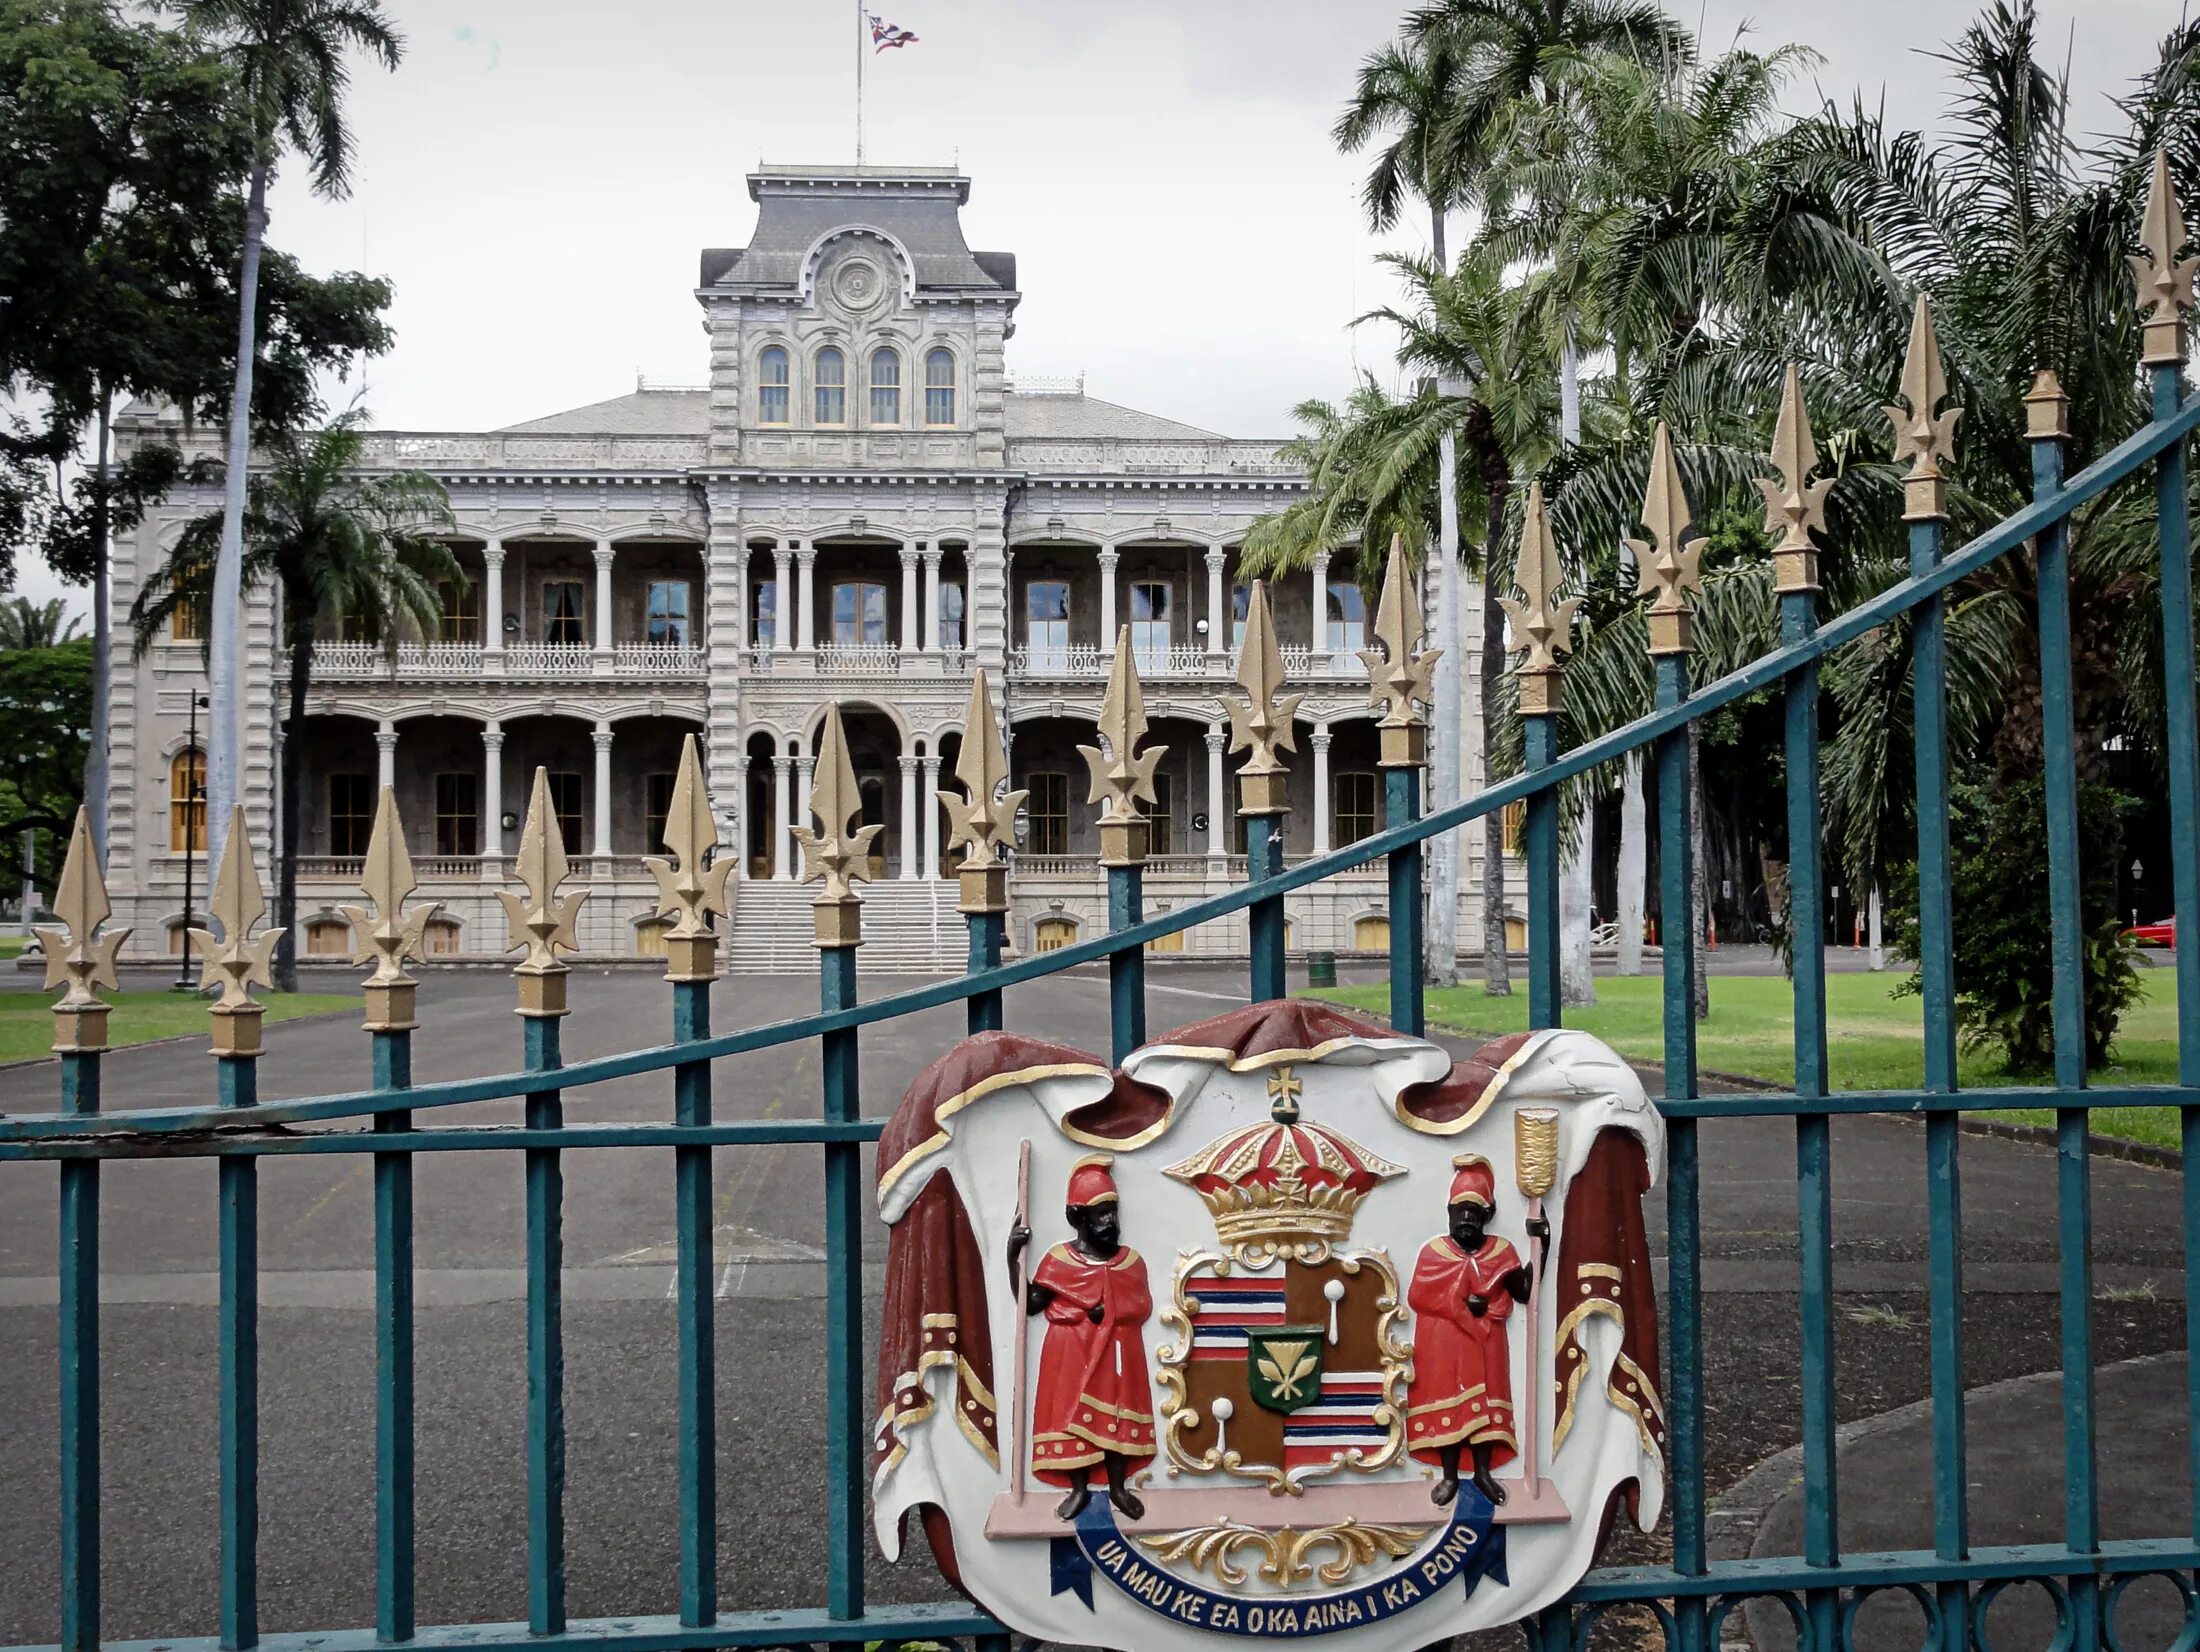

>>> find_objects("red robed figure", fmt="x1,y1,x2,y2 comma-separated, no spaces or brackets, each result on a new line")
1029,1163,1156,1486
1406,1158,1521,1467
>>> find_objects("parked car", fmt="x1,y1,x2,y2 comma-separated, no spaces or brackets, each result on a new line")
2128,916,2177,947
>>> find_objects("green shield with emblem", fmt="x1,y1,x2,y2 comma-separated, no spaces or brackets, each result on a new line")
1246,1324,1326,1414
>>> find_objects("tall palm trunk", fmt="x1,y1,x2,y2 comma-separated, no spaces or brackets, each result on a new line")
1555,321,1595,1006
1428,205,1462,988
1616,751,1646,972
86,391,112,862
273,604,309,993
208,154,269,878
1477,468,1511,995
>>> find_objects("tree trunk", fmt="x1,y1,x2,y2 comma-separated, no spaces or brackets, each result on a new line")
273,609,309,994
1479,475,1511,996
86,391,112,864
1428,204,1461,988
1616,751,1646,973
1689,720,1709,1020
1554,319,1594,1006
208,155,269,880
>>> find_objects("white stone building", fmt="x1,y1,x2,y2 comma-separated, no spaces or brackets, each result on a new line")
106,163,1513,972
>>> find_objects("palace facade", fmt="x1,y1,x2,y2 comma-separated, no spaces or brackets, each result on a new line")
107,164,1512,971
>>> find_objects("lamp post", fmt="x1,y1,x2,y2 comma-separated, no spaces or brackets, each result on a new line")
176,691,209,991
2131,859,2145,931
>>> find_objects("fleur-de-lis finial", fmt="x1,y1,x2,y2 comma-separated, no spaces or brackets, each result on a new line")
941,670,1023,912
1224,579,1301,815
191,805,279,1056
1883,295,1960,520
1630,422,1706,657
38,806,128,1054
1500,482,1579,715
795,704,881,945
1360,535,1437,767
1079,627,1165,865
1754,364,1833,594
2132,149,2197,366
339,787,437,1030
499,766,586,1016
646,733,732,981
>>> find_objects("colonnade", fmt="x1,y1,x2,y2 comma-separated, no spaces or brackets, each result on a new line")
741,539,962,657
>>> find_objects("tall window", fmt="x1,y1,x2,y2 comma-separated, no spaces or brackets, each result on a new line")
1150,772,1174,855
1326,579,1368,665
870,348,902,425
925,348,956,425
645,771,676,851
646,580,691,646
1334,771,1378,846
1130,580,1171,673
815,346,846,425
547,771,584,853
1026,580,1070,670
329,773,373,857
941,583,966,651
752,579,777,650
542,580,586,645
169,748,206,852
832,580,890,645
434,772,478,857
758,346,790,424
1026,771,1069,855
169,604,200,643
1231,582,1252,650
438,577,478,644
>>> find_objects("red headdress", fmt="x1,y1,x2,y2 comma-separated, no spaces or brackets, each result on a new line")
1448,1154,1496,1209
1066,1154,1119,1208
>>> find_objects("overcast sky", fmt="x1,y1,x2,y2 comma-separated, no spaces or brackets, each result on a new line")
12,0,2182,611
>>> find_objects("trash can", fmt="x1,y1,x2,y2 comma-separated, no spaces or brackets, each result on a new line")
1307,949,1337,988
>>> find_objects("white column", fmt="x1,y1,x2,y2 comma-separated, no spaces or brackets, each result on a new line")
921,545,943,652
898,753,920,879
773,546,793,657
796,545,818,653
732,553,750,654
773,754,793,880
1206,724,1227,858
729,755,749,877
1098,548,1119,642
480,722,505,873
1868,883,1886,970
376,720,397,791
921,754,942,877
1311,726,1332,854
593,543,616,670
795,756,816,843
483,544,506,667
900,548,920,653
1310,552,1330,661
591,722,614,857
1206,547,1228,662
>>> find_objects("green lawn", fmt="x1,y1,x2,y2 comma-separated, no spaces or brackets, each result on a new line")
1311,970,2186,1151
0,934,30,960
1,990,353,1067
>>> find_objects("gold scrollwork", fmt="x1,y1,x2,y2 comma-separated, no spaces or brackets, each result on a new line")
1134,1518,1436,1591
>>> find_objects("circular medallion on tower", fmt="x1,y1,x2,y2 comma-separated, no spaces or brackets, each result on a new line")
833,256,887,313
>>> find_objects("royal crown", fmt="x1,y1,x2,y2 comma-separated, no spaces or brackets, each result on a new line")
1163,1072,1404,1263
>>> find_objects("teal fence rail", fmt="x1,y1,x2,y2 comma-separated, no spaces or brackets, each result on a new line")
5,190,2200,1652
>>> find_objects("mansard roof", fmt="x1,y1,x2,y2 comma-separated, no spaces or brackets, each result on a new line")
495,385,1228,444
699,164,1016,296
497,387,710,436
1002,393,1220,442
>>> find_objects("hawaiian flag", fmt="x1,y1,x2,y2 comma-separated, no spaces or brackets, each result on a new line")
869,14,918,51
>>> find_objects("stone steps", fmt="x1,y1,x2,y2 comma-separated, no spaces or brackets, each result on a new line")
727,879,967,974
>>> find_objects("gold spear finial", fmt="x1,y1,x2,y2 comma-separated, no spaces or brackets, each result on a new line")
1500,482,1580,715
1630,422,1706,656
942,670,1024,912
1361,534,1438,767
190,805,279,1056
338,787,437,1031
499,766,586,1016
37,806,128,1054
645,733,732,981
2133,149,2197,366
1883,295,1961,520
1754,363,1834,594
1080,627,1165,865
1224,579,1302,815
795,704,881,945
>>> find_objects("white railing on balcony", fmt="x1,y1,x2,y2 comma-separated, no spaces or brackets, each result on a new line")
816,644,901,675
296,854,481,879
502,642,594,676
307,641,486,679
613,642,704,676
1008,641,1366,683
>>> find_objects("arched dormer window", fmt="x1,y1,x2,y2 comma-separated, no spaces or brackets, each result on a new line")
925,348,956,426
758,346,789,425
870,347,902,426
815,347,846,425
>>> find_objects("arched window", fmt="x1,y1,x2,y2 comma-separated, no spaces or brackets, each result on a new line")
925,348,956,425
757,346,790,425
169,748,206,852
815,347,846,425
870,348,902,426
1034,917,1077,953
1354,914,1392,952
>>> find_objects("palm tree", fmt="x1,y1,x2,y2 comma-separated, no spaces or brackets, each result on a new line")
183,0,403,880
132,415,455,991
0,597,85,650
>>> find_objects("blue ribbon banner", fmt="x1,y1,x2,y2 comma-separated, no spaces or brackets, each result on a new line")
1049,1490,1509,1634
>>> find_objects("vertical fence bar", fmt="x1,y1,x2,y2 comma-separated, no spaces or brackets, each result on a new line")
966,909,1005,1033
217,1047,259,1652
1523,715,1560,1031
948,673,1014,1035
1106,863,1147,1063
1233,579,1293,1004
820,937,867,1620
1248,814,1287,1002
371,1026,416,1644
672,977,717,1627
57,1048,100,1652
1385,769,1424,1036
522,1010,566,1635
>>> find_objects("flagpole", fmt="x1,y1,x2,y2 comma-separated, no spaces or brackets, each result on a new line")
855,0,865,164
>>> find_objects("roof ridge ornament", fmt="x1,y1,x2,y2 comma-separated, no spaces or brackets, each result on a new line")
500,766,587,1017
38,806,128,1055
1630,423,1706,656
1501,482,1579,714
1361,535,1437,767
1883,295,1960,521
796,704,882,945
191,805,279,1056
646,733,732,981
339,786,438,1030
943,670,1024,912
1754,364,1833,595
1223,579,1301,815
2133,148,2197,367
1079,628,1164,865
